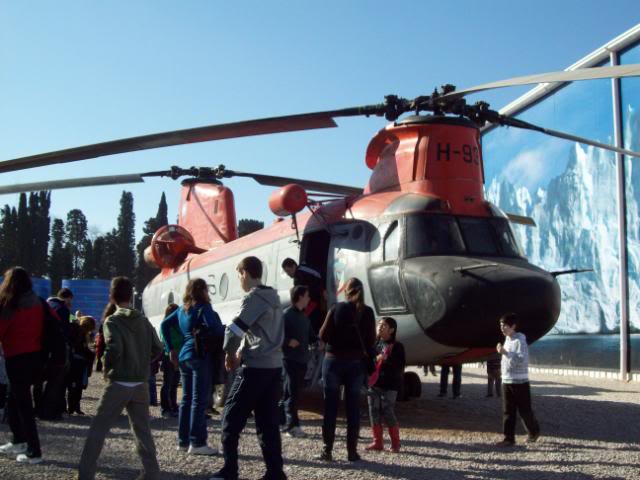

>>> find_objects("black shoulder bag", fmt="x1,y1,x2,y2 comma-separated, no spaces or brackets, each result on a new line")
192,307,223,358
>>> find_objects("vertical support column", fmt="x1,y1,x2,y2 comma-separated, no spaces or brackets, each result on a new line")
611,51,630,382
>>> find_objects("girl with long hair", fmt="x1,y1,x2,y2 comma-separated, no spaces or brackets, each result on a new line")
365,316,405,453
161,278,224,455
318,277,376,462
0,267,46,463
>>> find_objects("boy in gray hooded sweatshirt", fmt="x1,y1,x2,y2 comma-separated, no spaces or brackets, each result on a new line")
78,277,163,480
211,256,286,480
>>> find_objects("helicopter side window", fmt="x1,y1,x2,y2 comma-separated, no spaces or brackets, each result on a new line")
383,221,400,261
457,217,497,255
490,218,523,257
406,214,465,257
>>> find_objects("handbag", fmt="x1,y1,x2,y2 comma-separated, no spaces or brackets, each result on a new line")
192,307,222,358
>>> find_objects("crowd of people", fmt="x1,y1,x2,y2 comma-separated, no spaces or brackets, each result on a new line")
0,257,540,478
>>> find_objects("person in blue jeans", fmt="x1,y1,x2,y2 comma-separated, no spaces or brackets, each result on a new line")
161,278,224,456
318,277,376,462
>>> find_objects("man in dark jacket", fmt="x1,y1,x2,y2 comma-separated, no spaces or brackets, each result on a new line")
78,277,162,480
34,288,74,420
280,285,313,438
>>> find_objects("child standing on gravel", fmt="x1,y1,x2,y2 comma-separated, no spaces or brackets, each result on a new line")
495,313,540,447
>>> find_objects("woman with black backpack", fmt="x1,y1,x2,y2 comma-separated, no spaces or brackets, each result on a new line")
0,266,50,464
318,277,376,462
161,278,224,456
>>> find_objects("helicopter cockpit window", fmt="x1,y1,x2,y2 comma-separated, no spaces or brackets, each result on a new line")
406,215,465,257
490,218,523,257
383,221,400,262
457,217,497,255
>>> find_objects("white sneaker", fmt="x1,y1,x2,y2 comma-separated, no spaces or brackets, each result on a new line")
16,453,43,464
187,444,218,455
286,426,307,438
0,442,27,454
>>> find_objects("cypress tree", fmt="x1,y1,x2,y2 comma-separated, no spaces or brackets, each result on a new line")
0,206,19,273
29,191,51,276
16,193,32,272
115,191,136,280
65,209,88,278
49,218,72,291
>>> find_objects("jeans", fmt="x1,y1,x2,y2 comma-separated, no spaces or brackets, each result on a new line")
439,365,462,396
179,355,212,447
160,357,179,412
280,359,307,430
321,357,364,453
502,382,540,442
219,367,285,480
5,351,42,457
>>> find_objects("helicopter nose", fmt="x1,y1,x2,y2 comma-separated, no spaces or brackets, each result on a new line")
401,256,561,348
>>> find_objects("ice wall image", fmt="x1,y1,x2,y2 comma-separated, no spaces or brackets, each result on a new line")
485,107,639,334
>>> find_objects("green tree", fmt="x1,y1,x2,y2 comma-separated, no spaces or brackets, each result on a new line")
0,206,19,273
65,209,88,278
135,192,168,291
81,238,96,278
16,193,32,271
115,191,136,279
238,218,264,237
29,191,51,277
49,218,73,291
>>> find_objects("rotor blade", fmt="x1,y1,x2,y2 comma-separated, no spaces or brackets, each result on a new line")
500,116,640,159
442,64,640,101
0,114,338,174
505,213,536,227
0,173,147,195
225,170,362,196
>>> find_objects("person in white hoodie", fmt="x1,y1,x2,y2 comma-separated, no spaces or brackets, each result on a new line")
495,313,540,447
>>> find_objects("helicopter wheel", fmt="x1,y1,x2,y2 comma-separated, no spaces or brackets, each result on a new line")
397,371,422,401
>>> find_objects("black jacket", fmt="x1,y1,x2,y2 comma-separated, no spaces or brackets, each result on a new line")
320,302,376,360
372,339,405,391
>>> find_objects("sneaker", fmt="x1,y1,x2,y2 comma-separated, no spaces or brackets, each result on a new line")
285,426,307,438
176,444,188,452
0,442,27,454
526,433,541,443
316,448,333,461
436,392,446,397
188,444,218,455
495,439,515,448
347,451,361,462
16,453,43,464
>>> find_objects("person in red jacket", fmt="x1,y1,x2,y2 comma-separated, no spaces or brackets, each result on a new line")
0,267,48,464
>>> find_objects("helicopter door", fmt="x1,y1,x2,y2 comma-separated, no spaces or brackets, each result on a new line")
299,229,330,291
367,220,409,314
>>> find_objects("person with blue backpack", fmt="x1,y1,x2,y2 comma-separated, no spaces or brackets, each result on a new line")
161,278,224,456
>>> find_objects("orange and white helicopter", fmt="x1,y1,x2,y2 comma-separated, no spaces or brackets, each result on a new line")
1,65,639,397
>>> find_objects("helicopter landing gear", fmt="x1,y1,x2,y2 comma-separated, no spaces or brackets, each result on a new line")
398,371,422,401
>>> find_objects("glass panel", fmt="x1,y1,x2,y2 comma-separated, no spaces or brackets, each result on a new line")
490,218,523,257
620,41,640,373
483,60,619,345
458,217,497,255
406,214,465,257
383,221,399,262
368,265,407,313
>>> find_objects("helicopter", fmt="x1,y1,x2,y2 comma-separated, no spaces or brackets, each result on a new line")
1,64,640,398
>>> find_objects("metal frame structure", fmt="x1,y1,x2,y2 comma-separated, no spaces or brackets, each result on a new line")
482,23,640,381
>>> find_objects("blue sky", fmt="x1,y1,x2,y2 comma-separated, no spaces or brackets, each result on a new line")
1,1,639,240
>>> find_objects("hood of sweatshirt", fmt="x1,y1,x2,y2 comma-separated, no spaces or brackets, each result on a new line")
252,285,280,309
108,307,148,335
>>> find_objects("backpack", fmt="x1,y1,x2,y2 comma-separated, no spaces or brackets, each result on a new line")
192,307,223,358
40,298,68,367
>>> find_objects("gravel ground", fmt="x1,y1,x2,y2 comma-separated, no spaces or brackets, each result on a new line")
0,366,638,480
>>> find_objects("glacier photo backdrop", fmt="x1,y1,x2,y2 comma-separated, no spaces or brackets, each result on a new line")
482,54,640,334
